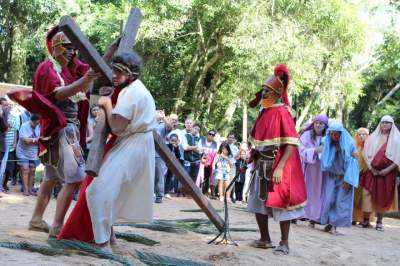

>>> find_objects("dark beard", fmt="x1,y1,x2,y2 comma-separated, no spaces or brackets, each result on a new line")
115,78,133,90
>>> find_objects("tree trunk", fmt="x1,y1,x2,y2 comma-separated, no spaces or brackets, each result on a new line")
367,82,400,128
0,25,14,82
173,48,205,113
191,45,222,112
296,59,330,129
335,97,344,123
242,103,248,143
217,99,238,136
173,18,220,113
296,97,315,130
197,71,222,123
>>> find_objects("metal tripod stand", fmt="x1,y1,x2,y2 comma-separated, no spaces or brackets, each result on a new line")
208,174,239,246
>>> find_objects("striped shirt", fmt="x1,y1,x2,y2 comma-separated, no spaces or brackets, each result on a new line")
5,113,20,152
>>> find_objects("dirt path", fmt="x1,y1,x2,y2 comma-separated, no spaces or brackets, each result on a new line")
1,188,399,265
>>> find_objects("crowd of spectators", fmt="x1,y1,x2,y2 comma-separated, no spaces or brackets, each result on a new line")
152,110,252,204
0,97,40,197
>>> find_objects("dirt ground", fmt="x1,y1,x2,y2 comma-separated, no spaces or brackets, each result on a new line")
1,187,400,266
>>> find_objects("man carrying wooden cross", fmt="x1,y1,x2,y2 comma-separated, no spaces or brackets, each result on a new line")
59,52,156,251
8,28,100,236
56,9,224,238
91,51,156,248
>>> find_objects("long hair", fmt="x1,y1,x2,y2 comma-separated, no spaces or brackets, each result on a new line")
311,127,326,144
218,141,232,156
89,104,98,119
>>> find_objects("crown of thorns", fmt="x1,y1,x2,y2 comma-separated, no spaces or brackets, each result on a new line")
112,63,139,76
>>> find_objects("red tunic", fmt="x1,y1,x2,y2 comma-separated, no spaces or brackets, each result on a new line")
360,142,397,210
58,89,121,242
250,104,307,210
7,58,90,153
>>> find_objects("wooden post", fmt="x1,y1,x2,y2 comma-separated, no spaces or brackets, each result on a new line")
58,10,224,232
85,108,109,177
153,131,224,230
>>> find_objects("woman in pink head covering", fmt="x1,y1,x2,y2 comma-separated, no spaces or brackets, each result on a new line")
299,114,328,227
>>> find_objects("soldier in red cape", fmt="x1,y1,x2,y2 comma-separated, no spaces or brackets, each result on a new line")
8,27,99,237
247,64,307,255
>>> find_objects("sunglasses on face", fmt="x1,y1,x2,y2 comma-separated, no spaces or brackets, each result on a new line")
208,132,215,136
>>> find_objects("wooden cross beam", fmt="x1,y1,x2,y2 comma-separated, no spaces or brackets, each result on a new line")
59,17,112,85
60,8,143,176
58,10,224,231
116,8,142,54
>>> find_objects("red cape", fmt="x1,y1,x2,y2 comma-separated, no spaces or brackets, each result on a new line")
7,58,90,153
250,104,307,210
58,88,121,242
250,104,299,147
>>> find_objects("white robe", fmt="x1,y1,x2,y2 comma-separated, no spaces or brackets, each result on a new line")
86,79,156,244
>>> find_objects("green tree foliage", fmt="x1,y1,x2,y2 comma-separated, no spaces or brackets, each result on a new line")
0,0,59,83
351,32,400,130
0,0,388,137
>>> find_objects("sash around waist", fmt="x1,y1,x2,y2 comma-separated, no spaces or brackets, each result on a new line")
114,129,154,141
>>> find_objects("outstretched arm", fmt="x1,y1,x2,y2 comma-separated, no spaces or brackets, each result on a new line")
54,69,99,101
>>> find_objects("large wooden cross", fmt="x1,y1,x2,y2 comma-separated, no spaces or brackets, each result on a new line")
59,8,224,231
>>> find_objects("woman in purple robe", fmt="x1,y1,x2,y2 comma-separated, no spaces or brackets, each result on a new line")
299,114,328,226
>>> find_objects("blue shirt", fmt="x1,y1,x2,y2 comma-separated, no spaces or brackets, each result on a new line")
155,122,168,158
16,122,40,160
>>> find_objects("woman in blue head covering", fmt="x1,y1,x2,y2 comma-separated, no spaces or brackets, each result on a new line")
320,121,359,234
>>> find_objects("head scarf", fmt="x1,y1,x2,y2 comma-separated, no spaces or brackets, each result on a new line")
321,121,359,187
304,114,329,132
354,127,369,149
354,127,369,172
363,115,400,167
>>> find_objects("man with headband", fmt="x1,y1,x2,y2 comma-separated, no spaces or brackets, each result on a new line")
10,28,99,236
88,51,156,250
60,51,156,250
360,115,400,231
247,64,306,255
